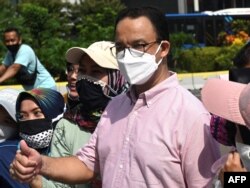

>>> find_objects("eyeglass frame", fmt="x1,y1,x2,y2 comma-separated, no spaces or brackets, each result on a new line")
110,40,161,59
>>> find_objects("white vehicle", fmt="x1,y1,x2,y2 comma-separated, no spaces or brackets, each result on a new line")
203,8,250,16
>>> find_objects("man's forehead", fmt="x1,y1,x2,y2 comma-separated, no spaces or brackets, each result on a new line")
5,31,18,37
115,17,157,44
4,32,19,41
116,16,154,31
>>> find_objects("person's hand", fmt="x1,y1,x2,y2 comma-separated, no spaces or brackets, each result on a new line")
9,140,42,183
219,152,247,185
29,175,42,188
223,152,247,172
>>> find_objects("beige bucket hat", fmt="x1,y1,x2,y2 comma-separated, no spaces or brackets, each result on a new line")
65,41,118,69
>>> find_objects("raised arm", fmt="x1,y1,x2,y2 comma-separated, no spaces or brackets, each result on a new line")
0,63,21,83
40,155,94,184
0,64,7,76
10,140,94,184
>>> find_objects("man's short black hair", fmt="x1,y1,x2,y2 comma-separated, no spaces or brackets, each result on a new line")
114,6,169,41
4,27,21,37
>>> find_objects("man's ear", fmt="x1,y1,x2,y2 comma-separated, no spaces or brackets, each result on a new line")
18,37,22,45
160,40,170,58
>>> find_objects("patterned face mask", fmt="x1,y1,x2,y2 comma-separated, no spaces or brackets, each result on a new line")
18,118,53,149
19,129,53,149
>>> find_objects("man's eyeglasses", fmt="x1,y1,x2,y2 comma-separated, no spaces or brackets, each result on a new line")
110,41,159,59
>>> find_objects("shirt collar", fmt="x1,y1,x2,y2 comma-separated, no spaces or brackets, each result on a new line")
127,72,179,107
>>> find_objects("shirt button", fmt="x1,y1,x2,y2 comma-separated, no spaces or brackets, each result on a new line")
126,137,130,141
119,164,123,169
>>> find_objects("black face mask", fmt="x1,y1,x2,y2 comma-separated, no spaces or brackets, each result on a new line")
6,44,20,54
18,118,52,135
76,78,110,112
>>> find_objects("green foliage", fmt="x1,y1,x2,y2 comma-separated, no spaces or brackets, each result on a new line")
0,0,23,30
39,38,77,81
169,31,244,72
20,4,49,46
169,32,198,70
217,19,250,46
16,3,73,79
174,45,243,72
170,32,197,48
2,0,245,80
0,0,23,63
213,44,242,69
231,19,250,34
72,0,125,46
0,0,124,82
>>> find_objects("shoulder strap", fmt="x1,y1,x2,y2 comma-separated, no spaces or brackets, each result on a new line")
13,52,39,74
34,57,39,73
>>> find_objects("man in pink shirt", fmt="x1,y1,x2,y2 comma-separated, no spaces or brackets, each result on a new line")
10,7,220,188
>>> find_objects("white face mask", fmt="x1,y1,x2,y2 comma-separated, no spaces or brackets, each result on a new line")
0,123,17,143
117,43,163,85
236,142,250,171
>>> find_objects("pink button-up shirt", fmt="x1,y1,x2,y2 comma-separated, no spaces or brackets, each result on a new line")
76,73,220,188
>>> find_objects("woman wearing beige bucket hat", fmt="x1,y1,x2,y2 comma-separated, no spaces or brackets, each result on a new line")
27,41,128,188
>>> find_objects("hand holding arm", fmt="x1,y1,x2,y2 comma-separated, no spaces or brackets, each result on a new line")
10,140,42,182
29,175,42,188
223,152,247,172
219,152,247,186
10,140,95,184
10,140,42,183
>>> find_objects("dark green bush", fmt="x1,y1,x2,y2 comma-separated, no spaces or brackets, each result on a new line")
173,45,243,72
0,0,124,84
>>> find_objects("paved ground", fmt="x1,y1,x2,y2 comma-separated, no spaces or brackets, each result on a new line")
189,89,201,99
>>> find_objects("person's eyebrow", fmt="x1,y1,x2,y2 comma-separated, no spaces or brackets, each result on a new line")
19,107,41,113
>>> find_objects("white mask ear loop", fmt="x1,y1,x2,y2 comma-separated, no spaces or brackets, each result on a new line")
154,41,163,55
154,41,163,65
